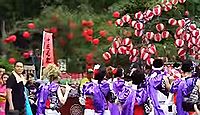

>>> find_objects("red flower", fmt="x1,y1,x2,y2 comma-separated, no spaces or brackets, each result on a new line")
50,27,58,33
107,36,114,42
92,39,100,45
27,23,36,29
66,33,74,40
113,11,120,18
86,29,94,36
8,58,16,64
99,30,107,37
22,31,30,38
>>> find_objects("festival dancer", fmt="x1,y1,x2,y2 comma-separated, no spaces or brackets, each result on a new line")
37,64,71,115
147,59,171,115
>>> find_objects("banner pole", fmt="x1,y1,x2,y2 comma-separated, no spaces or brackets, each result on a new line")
39,31,45,79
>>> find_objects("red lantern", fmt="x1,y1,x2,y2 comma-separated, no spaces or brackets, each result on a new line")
156,23,165,32
112,41,120,49
23,52,30,59
134,11,143,20
99,30,107,37
178,0,186,4
178,19,185,27
129,49,139,56
134,30,143,37
129,55,138,62
102,52,111,61
115,19,123,26
146,32,154,40
189,24,196,32
134,22,144,30
66,33,74,40
146,58,154,66
122,14,131,23
154,33,162,42
107,36,114,42
161,31,170,38
113,11,120,18
168,18,177,26
153,5,162,16
9,35,17,42
8,58,16,64
148,44,157,54
178,48,186,57
122,38,132,46
92,39,100,45
27,23,36,29
109,47,118,54
171,0,178,5
22,31,30,38
175,39,184,47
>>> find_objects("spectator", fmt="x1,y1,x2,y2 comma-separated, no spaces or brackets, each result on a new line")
0,73,8,115
6,61,26,115
0,65,5,78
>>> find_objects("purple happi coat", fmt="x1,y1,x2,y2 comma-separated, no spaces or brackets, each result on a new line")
82,80,110,115
36,82,59,115
147,70,166,115
170,77,197,115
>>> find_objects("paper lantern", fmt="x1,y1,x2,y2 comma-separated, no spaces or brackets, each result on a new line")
92,39,99,45
161,31,170,38
134,11,143,20
130,49,139,56
22,31,30,39
171,0,178,5
175,39,184,47
99,30,107,37
134,22,144,30
8,58,16,64
131,21,137,27
113,11,120,18
112,41,120,49
178,48,186,57
129,55,138,62
192,30,200,37
146,58,154,66
103,52,111,61
118,46,127,54
176,27,184,36
107,36,114,42
127,43,133,51
154,33,162,42
191,37,197,45
168,18,177,26
156,23,165,32
122,14,131,23
115,19,124,26
134,30,143,37
189,24,197,32
163,2,172,12
27,23,35,29
141,52,150,60
144,10,154,21
109,47,118,54
178,19,185,27
182,33,191,41
145,32,154,40
122,38,132,46
178,0,186,4
148,44,157,54
9,35,17,42
140,47,146,55
50,27,58,33
188,41,193,49
153,5,162,16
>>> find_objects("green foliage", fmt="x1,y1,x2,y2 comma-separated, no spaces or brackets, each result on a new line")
0,58,13,72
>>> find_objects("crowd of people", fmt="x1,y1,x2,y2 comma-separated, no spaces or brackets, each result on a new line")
0,59,199,115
